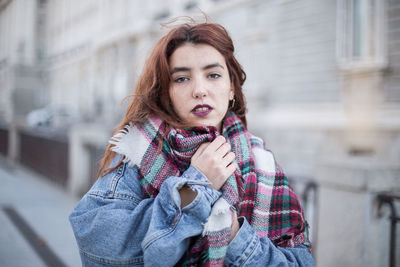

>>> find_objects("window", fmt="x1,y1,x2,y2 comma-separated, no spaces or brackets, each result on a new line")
336,0,387,71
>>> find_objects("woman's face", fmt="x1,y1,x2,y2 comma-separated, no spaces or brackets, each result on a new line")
169,43,233,131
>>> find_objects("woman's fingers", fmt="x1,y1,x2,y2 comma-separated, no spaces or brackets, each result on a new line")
191,135,237,190
215,142,232,158
223,152,236,167
225,161,238,177
192,142,210,159
205,135,226,153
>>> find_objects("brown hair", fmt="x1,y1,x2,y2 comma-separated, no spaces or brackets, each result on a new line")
97,21,247,178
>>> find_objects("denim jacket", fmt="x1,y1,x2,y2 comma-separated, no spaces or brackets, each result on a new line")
69,155,314,266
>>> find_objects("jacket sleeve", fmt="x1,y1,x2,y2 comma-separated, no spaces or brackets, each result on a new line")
225,217,314,267
69,163,221,267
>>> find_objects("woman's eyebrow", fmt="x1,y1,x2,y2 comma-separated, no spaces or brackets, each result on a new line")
170,63,224,75
171,67,190,74
203,63,224,70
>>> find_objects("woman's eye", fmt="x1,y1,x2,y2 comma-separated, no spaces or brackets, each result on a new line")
208,73,221,79
174,77,189,83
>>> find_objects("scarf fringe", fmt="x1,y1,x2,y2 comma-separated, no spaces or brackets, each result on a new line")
202,198,232,236
109,123,148,168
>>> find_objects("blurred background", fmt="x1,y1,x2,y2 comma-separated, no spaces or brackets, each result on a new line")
0,0,399,266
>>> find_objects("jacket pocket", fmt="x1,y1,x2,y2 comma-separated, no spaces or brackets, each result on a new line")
80,249,144,266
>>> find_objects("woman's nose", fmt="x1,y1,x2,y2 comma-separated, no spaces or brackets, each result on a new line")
192,78,207,98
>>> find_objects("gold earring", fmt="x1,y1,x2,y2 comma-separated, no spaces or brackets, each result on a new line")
230,98,235,109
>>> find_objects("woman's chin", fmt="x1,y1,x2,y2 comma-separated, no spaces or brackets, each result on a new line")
191,121,216,128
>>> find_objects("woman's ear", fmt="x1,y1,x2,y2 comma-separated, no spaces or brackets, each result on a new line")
229,90,234,100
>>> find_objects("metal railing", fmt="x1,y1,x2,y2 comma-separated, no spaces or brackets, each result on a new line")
19,127,69,186
288,177,400,267
0,127,8,155
377,192,400,267
288,176,319,259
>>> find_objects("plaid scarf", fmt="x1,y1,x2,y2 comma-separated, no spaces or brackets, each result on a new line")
110,112,310,266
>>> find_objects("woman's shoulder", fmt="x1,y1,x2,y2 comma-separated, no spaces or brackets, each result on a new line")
88,155,143,202
246,132,277,173
246,132,264,148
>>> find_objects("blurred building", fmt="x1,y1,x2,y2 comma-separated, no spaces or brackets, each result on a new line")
0,0,399,266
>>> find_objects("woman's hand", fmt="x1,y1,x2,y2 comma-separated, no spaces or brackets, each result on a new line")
191,136,237,190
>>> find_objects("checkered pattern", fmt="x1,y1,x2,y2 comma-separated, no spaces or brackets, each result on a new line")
109,112,310,266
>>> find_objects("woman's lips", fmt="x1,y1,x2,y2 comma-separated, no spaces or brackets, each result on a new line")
191,104,212,117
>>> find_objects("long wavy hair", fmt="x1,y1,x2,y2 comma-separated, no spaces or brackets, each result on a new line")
97,21,247,178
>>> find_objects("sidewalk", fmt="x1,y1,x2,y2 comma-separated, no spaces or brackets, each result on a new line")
0,156,81,267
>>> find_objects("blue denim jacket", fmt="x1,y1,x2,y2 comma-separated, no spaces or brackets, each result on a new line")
69,156,314,266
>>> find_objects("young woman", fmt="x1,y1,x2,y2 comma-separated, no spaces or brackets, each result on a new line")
69,22,314,267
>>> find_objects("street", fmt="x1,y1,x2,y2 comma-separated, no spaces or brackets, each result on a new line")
0,156,81,267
